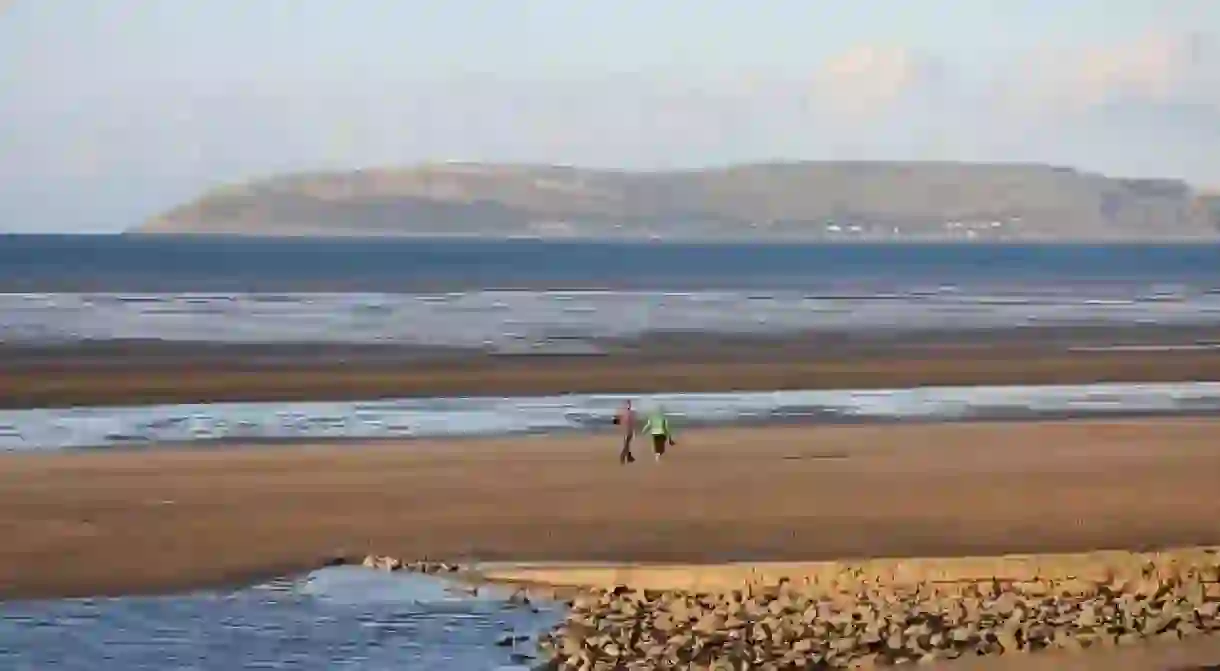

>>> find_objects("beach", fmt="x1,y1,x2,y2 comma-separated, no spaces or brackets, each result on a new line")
4,417,1220,602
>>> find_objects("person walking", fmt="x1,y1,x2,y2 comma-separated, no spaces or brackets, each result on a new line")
613,399,637,464
641,405,676,461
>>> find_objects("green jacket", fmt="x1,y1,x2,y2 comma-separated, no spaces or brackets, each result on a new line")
641,411,673,437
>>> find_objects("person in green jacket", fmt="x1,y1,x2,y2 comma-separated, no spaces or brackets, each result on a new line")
640,406,676,461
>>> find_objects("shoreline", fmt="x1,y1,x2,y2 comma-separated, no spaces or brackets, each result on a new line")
11,397,1220,456
4,324,1220,408
121,232,1220,243
4,418,1220,601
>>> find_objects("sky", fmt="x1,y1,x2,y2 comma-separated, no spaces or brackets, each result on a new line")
2,1,1220,232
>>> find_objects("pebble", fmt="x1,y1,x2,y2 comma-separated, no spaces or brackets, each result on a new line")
531,570,1220,669
357,554,463,574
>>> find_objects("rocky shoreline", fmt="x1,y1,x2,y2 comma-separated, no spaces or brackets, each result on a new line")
535,573,1220,669
359,551,1220,669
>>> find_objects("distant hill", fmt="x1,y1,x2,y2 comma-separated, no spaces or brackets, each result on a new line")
136,162,1220,241
1200,190,1220,234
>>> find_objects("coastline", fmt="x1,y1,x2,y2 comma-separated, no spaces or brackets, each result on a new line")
4,324,1220,408
122,231,1220,243
4,418,1220,601
7,381,1220,452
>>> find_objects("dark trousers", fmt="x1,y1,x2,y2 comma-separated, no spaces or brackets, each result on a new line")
651,433,668,457
618,433,635,464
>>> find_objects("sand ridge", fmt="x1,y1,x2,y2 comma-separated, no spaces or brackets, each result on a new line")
474,547,1220,595
4,330,1220,407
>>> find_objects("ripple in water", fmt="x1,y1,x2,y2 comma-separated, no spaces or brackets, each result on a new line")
3,382,1220,451
4,289,1220,350
0,568,558,671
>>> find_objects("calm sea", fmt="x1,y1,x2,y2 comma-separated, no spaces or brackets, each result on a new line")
3,235,1220,348
3,235,1220,292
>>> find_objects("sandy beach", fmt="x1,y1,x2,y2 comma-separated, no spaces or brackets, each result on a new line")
4,324,1220,408
3,417,1220,601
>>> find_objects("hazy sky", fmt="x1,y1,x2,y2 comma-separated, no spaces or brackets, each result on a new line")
3,1,1220,232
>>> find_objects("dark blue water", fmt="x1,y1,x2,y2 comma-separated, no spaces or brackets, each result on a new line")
3,235,1219,291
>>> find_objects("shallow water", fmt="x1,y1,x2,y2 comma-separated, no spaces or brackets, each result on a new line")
0,567,559,671
4,288,1220,351
2,382,1219,451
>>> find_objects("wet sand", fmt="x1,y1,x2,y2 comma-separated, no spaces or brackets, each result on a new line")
2,417,1220,601
3,324,1220,408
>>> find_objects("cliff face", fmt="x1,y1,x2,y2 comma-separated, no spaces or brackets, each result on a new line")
136,162,1220,241
1199,193,1220,232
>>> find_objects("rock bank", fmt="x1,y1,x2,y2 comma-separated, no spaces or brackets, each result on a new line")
519,549,1220,669
354,550,1220,668
359,554,462,574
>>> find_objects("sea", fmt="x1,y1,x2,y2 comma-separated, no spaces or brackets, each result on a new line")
3,236,1220,350
4,235,1220,669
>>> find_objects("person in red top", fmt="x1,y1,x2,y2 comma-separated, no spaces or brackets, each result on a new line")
613,399,637,464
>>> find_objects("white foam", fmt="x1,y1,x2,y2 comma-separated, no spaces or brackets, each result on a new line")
1069,344,1220,352
3,290,1220,349
294,567,487,607
2,382,1220,451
